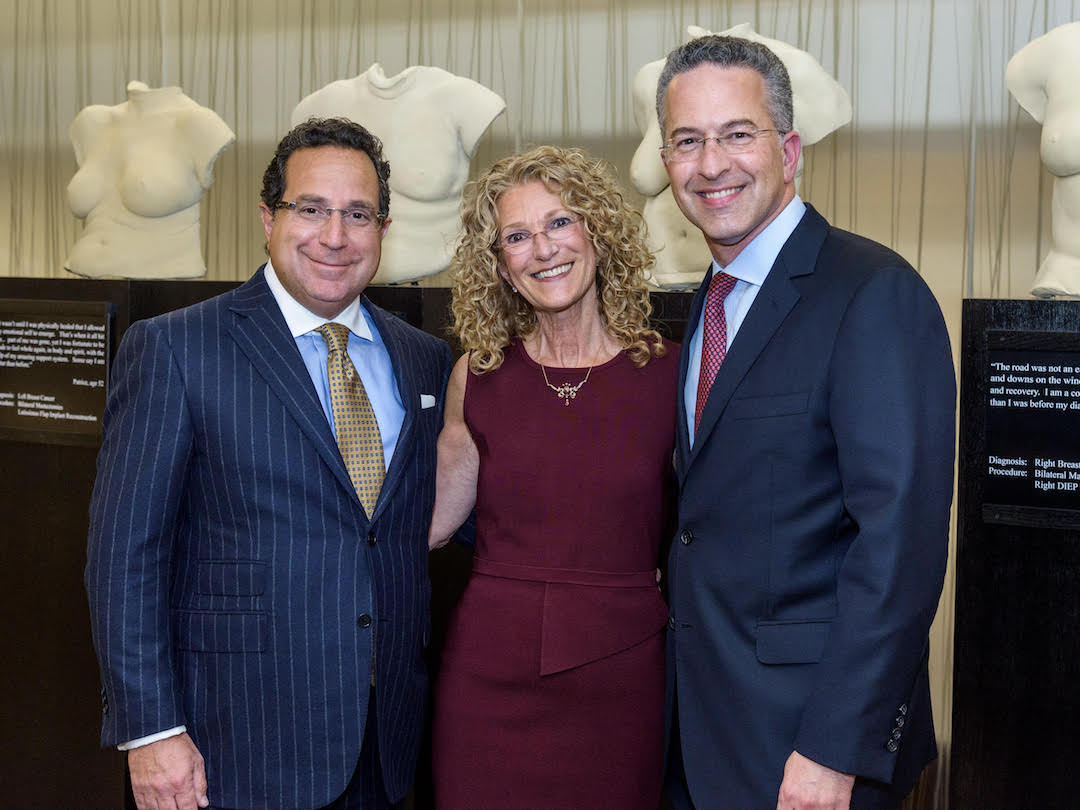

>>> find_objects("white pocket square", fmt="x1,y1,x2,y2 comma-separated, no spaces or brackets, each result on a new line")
420,394,436,409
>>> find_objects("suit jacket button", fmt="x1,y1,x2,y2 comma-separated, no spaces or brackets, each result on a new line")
680,529,694,545
887,739,899,753
667,617,676,630
357,614,372,628
895,715,905,727
892,728,902,740
367,532,377,546
898,703,908,715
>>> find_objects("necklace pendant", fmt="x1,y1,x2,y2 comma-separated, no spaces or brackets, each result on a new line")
540,362,592,407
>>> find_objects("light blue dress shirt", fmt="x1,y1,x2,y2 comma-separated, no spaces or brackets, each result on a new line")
264,260,404,469
684,196,807,445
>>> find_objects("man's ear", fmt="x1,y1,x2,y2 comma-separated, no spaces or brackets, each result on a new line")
781,131,802,184
259,203,275,242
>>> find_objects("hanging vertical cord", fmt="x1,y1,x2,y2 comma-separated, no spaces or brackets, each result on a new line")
8,1,21,275
797,0,805,65
177,0,185,92
411,0,421,68
798,1,813,204
406,0,414,67
68,0,91,273
964,2,979,299
14,0,31,276
239,0,252,279
42,0,58,274
469,0,481,80
1035,0,1050,281
116,0,128,115
209,0,223,278
664,1,673,49
560,0,568,142
134,0,142,84
830,2,840,224
565,0,579,144
914,0,935,274
605,0,615,155
889,1,901,248
516,0,523,153
979,2,999,295
445,0,455,72
346,1,359,79
159,0,168,86
992,1,1036,296
849,0,859,233
225,0,242,282
274,0,283,164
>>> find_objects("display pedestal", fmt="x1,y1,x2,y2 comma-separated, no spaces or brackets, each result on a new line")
952,299,1080,808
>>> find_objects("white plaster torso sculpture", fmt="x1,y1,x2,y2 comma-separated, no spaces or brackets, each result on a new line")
65,81,235,279
1006,22,1080,299
631,24,852,288
291,64,506,284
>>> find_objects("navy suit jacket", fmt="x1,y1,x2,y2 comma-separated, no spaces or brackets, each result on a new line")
668,205,955,807
85,268,452,809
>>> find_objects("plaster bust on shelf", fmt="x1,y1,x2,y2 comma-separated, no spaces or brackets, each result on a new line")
631,24,851,288
292,64,505,284
1006,22,1080,298
65,81,235,279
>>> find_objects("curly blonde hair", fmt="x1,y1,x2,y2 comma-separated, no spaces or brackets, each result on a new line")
450,145,665,374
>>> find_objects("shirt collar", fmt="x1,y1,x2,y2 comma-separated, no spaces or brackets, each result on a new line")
263,259,373,341
710,195,806,286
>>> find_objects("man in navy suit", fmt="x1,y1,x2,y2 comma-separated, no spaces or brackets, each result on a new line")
657,37,956,809
85,118,452,810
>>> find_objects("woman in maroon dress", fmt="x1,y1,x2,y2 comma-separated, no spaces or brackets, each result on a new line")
429,145,678,810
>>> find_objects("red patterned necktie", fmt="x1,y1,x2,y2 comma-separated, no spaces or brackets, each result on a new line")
694,271,738,433
317,322,385,515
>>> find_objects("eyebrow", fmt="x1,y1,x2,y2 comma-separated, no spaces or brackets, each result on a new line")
499,209,572,233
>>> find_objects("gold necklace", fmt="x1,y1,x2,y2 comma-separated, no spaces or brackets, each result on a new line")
540,363,592,406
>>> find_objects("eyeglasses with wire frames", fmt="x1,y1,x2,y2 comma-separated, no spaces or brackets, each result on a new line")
275,201,386,229
660,129,782,163
493,214,583,255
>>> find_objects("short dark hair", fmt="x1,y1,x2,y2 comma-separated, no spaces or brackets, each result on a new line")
260,117,391,221
656,35,793,137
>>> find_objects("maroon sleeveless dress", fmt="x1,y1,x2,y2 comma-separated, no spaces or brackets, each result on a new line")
432,339,678,810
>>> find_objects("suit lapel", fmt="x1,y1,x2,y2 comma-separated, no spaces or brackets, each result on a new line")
226,268,359,504
682,206,830,479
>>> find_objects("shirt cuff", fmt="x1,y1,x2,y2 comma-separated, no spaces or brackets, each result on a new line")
117,725,187,751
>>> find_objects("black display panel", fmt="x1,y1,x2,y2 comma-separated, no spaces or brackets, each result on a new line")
953,299,1080,810
981,329,1080,526
0,298,112,446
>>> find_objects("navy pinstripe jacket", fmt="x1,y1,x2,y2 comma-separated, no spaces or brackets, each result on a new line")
85,267,452,809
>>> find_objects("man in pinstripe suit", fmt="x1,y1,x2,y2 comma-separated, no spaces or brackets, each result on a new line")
85,118,452,810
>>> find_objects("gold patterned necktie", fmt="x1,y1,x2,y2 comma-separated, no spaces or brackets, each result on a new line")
317,322,385,514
